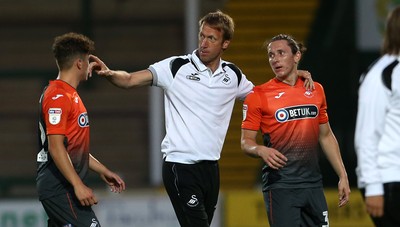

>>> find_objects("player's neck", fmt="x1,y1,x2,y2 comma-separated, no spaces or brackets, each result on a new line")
277,73,298,86
56,71,80,89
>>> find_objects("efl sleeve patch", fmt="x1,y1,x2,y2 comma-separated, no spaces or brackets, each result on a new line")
48,108,62,125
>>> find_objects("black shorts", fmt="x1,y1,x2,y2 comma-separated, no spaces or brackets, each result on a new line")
162,160,220,227
263,187,328,227
40,192,101,227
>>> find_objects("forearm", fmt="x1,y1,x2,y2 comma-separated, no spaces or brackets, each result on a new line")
106,69,152,89
241,138,263,158
106,70,136,89
241,129,263,158
89,154,109,175
320,133,347,179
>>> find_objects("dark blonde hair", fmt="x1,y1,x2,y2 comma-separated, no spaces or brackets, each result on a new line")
52,32,95,70
199,10,235,41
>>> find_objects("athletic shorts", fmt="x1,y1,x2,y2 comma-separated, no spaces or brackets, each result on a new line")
162,160,220,227
263,187,329,227
40,192,101,227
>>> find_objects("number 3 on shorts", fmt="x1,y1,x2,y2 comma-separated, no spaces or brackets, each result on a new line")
322,210,329,227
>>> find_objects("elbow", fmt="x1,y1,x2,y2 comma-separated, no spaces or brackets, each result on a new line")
240,139,247,152
240,140,252,156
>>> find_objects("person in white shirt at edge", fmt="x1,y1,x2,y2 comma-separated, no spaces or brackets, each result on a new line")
90,10,314,227
355,6,400,227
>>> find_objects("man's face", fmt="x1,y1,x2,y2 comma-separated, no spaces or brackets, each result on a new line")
198,24,229,67
268,40,300,80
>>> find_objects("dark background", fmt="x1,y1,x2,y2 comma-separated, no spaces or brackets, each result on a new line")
0,0,384,197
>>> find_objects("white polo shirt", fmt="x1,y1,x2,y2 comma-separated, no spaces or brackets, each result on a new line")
149,50,254,164
355,54,400,196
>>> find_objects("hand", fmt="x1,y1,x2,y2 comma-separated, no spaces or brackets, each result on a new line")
365,195,384,217
259,147,287,170
89,55,113,77
74,183,98,206
337,177,350,207
100,171,126,193
297,70,315,91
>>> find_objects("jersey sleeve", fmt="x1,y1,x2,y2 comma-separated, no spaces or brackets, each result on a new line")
354,70,388,195
43,90,72,135
237,73,255,101
316,83,329,124
149,56,177,89
241,90,262,131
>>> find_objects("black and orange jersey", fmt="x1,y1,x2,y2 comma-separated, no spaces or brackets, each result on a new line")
36,80,90,200
242,77,328,190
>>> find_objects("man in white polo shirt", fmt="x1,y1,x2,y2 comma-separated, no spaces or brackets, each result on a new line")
91,10,313,227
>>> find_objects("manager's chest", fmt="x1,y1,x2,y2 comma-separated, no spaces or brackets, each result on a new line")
169,72,238,104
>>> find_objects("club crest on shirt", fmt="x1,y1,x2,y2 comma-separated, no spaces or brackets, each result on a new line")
304,90,314,98
222,74,232,85
48,108,62,125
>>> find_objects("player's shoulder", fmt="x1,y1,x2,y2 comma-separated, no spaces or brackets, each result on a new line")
45,82,66,95
244,80,274,100
364,55,398,75
313,81,323,88
43,81,72,103
171,53,191,61
155,53,191,67
253,78,276,91
221,59,240,68
313,81,325,92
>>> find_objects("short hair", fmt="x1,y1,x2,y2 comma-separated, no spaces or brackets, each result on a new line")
52,32,95,70
382,6,400,55
263,34,307,55
199,10,235,41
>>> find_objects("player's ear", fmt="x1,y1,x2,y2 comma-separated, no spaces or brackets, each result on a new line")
222,40,230,50
76,58,83,70
294,51,301,64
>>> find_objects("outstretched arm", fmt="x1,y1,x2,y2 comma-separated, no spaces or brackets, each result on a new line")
90,55,153,89
89,154,126,193
319,122,351,207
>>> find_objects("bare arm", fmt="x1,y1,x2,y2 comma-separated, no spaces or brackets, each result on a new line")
48,135,97,206
90,55,152,89
89,154,126,193
319,122,351,207
241,129,287,169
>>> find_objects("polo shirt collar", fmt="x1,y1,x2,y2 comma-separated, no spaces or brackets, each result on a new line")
191,50,225,76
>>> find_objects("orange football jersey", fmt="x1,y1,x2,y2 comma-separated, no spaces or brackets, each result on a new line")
242,77,328,189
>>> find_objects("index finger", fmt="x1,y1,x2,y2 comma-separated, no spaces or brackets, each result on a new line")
89,54,98,60
90,55,107,65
